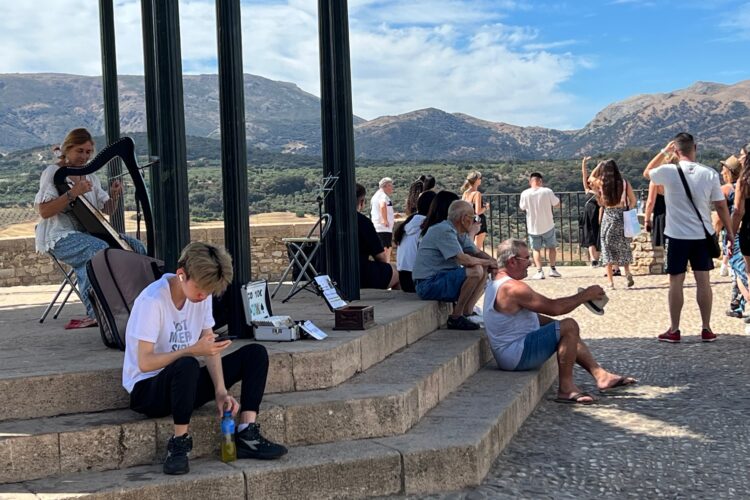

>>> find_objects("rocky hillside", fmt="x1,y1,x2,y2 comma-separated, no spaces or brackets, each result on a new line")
351,80,750,160
0,73,361,154
1,73,747,159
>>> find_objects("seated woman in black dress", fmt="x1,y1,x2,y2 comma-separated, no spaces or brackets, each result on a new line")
356,183,400,290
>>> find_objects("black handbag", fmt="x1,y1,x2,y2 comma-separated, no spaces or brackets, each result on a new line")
676,165,721,259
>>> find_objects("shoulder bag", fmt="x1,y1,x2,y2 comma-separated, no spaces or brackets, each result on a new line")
622,180,641,238
676,165,721,258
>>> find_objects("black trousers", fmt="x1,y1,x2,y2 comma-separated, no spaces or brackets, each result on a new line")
130,344,269,425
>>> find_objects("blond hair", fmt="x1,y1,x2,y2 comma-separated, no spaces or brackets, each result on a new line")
177,242,233,296
461,171,482,192
57,128,95,163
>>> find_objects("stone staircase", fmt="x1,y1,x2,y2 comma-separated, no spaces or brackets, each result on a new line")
0,289,556,499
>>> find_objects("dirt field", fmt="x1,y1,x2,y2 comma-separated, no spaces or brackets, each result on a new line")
0,210,317,239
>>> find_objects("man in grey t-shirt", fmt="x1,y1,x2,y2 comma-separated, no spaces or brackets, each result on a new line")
413,200,497,330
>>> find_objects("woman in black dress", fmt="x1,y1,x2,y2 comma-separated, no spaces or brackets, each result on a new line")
644,181,666,247
580,157,601,267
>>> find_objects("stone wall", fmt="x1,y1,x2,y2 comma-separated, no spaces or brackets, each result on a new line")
630,231,665,275
0,222,315,287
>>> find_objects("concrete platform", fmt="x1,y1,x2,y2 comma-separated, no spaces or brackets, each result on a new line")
1,360,556,499
0,285,450,421
0,329,491,484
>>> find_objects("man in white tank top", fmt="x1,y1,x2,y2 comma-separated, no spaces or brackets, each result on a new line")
483,238,637,404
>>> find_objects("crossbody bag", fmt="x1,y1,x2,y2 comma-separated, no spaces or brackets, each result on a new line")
676,165,721,258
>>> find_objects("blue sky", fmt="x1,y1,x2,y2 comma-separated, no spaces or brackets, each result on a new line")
1,0,748,130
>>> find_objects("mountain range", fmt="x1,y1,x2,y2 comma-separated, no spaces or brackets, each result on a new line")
1,73,748,159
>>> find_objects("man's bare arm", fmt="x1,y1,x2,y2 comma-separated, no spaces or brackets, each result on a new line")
508,281,600,317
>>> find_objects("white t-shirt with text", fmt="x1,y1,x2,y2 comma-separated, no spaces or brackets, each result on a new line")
519,186,560,235
370,189,394,233
649,161,724,240
122,274,214,393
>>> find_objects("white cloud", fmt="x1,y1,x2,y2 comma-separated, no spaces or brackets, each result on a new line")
0,0,587,129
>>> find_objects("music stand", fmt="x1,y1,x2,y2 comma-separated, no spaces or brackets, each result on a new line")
271,176,337,302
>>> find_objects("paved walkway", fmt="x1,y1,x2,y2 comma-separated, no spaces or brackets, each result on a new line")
415,266,750,499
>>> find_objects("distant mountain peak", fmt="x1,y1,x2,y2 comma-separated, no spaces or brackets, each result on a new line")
0,73,747,160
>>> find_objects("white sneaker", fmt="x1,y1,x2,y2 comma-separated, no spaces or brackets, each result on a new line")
548,268,562,278
720,264,729,277
530,270,545,280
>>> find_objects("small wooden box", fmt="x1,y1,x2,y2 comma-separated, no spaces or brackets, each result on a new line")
334,305,375,330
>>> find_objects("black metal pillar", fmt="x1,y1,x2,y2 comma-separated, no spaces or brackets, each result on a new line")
318,0,359,300
153,0,190,269
140,0,165,259
98,0,125,232
215,0,250,336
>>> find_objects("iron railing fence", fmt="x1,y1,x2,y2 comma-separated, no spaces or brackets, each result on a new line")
483,190,645,265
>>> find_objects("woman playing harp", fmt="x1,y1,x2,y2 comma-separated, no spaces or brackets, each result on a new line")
34,128,146,329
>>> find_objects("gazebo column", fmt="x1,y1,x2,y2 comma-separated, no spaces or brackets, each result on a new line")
152,0,191,269
98,0,125,232
216,0,251,336
318,0,360,300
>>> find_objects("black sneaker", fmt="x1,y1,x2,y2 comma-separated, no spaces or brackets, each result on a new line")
236,423,288,460
163,433,192,475
446,315,480,331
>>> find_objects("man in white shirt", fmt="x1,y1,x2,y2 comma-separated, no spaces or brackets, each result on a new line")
371,177,395,261
519,173,561,279
644,132,733,343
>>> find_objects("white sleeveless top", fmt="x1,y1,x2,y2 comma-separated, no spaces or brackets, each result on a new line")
482,276,541,369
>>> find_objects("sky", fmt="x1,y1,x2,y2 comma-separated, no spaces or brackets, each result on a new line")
1,0,748,130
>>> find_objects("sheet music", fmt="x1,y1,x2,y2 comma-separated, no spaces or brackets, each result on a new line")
300,320,328,340
314,275,348,310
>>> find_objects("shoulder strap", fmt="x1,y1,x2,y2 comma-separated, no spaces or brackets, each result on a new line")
676,165,712,237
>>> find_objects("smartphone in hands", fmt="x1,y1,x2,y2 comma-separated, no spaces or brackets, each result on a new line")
215,335,239,342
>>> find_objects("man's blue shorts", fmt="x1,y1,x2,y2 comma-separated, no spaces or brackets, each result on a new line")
514,321,560,371
415,267,467,302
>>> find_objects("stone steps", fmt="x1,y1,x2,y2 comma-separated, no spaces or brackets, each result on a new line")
1,360,557,499
0,297,451,422
0,329,491,484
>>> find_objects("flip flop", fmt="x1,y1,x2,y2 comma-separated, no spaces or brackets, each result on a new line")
554,392,596,405
599,376,637,392
64,318,98,330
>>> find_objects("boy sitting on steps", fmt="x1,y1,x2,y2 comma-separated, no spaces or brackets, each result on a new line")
122,242,287,475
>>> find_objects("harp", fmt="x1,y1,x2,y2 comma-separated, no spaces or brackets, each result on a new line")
53,137,155,256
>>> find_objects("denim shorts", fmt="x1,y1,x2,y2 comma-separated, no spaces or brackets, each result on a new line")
415,267,467,302
529,227,557,251
514,321,560,371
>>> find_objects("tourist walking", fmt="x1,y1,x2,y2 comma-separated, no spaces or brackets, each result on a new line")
594,160,636,289
519,173,561,279
644,133,733,343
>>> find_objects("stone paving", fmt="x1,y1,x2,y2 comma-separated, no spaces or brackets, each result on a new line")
409,266,750,499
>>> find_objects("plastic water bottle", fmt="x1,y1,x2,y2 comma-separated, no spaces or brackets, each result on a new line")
220,411,236,463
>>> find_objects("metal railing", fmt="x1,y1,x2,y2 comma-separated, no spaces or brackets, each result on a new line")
483,190,645,265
